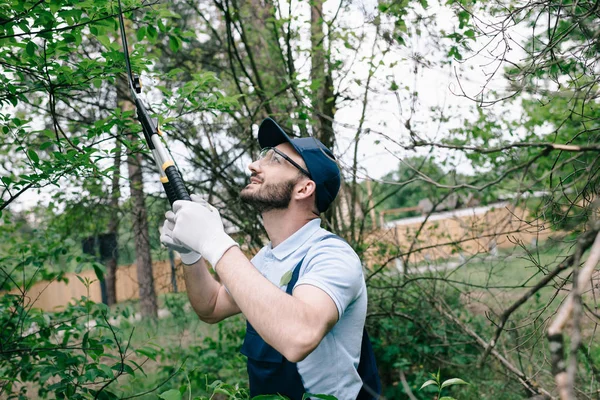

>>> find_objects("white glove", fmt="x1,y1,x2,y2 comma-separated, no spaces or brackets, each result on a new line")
160,211,202,265
171,195,239,267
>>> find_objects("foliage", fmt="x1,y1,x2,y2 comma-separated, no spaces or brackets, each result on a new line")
365,239,583,399
0,293,143,399
368,278,483,399
0,207,105,291
0,0,238,214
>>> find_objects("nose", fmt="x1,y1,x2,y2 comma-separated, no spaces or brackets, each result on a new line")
248,159,261,174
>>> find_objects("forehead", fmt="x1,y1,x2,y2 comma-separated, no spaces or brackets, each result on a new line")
275,142,307,168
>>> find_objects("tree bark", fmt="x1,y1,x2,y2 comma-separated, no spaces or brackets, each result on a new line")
127,148,158,318
310,0,338,226
310,0,332,143
105,140,122,306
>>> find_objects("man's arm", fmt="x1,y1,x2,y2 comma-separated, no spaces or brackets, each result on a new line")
182,257,241,324
215,247,339,363
167,199,343,360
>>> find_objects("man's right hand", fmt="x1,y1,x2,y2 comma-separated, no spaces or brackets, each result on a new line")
160,209,202,266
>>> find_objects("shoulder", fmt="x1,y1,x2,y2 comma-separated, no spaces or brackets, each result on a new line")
309,231,359,260
303,230,362,272
297,230,365,317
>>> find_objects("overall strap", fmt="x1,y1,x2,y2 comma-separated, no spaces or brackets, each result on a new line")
285,257,304,295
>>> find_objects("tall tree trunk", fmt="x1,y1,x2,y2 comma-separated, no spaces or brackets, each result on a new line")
310,0,326,138
127,148,158,318
105,140,122,306
310,0,338,225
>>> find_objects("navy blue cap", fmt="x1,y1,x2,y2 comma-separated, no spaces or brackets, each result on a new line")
258,118,341,213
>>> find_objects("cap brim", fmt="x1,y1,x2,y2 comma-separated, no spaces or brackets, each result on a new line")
258,118,294,149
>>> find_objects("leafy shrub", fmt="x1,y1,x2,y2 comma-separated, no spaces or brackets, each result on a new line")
367,275,522,399
0,294,144,399
159,314,248,396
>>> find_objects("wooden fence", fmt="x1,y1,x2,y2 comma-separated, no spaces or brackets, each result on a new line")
11,260,187,312
367,201,554,267
12,202,555,311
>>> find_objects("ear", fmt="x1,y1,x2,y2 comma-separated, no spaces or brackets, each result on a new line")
294,179,316,201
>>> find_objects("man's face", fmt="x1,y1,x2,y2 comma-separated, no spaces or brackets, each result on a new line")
240,143,308,213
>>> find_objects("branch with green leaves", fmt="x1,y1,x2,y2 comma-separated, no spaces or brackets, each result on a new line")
420,369,469,400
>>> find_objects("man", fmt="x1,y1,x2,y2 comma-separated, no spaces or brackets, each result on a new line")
160,118,380,399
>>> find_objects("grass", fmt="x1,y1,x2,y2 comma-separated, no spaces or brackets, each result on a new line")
104,293,248,399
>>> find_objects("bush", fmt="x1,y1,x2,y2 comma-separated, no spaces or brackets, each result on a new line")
0,294,144,399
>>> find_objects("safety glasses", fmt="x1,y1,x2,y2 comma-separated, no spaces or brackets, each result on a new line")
258,147,312,178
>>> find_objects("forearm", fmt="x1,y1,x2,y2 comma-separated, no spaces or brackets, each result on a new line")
215,247,323,361
183,258,237,323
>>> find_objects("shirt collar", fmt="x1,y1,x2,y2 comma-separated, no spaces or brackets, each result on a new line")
269,218,322,260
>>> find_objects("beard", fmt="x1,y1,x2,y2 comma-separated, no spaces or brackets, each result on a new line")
240,176,298,213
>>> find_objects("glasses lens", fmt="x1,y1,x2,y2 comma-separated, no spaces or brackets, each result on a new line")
258,147,272,162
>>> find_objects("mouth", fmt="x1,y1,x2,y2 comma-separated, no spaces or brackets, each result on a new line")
249,177,262,185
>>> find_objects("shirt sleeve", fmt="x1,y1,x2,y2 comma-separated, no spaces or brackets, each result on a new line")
294,237,364,319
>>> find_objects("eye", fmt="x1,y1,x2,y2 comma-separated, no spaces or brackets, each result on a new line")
271,152,283,163
258,148,273,161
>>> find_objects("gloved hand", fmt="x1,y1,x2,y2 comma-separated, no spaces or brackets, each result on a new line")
170,195,239,267
160,211,202,265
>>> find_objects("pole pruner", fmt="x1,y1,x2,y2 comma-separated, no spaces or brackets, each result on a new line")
116,0,190,206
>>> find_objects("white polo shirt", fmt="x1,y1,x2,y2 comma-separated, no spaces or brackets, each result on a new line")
250,218,367,399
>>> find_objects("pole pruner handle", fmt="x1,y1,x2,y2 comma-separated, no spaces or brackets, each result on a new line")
162,161,191,204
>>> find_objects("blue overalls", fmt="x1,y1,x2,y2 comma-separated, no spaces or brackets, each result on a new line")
240,236,381,400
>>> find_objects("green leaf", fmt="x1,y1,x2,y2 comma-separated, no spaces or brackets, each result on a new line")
136,346,158,360
40,141,53,150
157,18,166,32
76,275,86,286
63,33,76,44
26,41,37,56
28,149,39,163
457,10,470,29
279,269,293,286
147,25,157,40
420,379,438,390
158,389,181,400
74,263,84,273
97,35,111,49
136,26,146,41
98,364,113,378
439,397,457,400
168,35,181,52
303,394,338,400
441,378,469,389
92,262,105,281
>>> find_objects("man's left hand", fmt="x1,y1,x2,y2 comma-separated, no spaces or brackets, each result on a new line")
171,197,239,267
